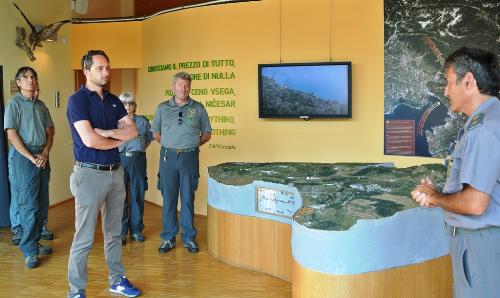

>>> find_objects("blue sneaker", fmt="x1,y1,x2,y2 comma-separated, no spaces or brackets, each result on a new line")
158,240,176,253
110,276,141,297
73,290,86,298
183,241,199,253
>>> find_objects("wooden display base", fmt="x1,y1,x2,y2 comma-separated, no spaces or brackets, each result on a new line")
208,205,291,282
292,257,452,298
208,206,452,297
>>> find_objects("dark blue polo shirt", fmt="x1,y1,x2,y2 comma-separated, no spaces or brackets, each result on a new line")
67,86,127,165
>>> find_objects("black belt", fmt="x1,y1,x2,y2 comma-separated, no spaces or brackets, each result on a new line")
120,151,144,157
74,161,120,171
26,145,45,152
166,147,197,153
446,224,500,237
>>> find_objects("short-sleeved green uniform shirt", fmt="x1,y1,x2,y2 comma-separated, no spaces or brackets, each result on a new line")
4,92,53,147
151,97,211,149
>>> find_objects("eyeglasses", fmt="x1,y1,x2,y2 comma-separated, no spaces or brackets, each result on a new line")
178,111,183,126
123,102,136,106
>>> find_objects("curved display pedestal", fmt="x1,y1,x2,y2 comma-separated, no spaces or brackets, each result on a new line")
207,163,453,297
208,206,452,297
208,206,292,282
292,257,451,298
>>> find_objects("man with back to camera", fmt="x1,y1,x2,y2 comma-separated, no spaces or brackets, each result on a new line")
10,86,55,246
152,71,212,254
66,50,141,298
411,47,500,297
4,66,54,268
118,92,153,245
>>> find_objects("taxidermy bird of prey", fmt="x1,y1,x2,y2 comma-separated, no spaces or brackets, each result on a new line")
15,26,36,61
13,3,70,51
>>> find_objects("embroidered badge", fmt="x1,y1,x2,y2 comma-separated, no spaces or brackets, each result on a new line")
468,113,484,130
188,108,196,121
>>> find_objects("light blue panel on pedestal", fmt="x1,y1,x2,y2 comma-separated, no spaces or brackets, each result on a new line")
292,207,449,274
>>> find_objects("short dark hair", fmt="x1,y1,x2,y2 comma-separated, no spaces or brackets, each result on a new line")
15,66,38,81
81,50,109,70
444,47,499,97
15,66,38,92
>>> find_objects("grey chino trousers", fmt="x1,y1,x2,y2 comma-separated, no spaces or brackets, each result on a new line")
67,165,126,297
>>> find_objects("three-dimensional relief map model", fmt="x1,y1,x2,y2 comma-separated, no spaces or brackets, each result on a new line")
208,162,447,231
384,0,499,157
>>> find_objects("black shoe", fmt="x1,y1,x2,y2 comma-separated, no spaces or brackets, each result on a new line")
158,240,176,253
37,243,53,256
41,225,54,240
121,235,127,246
130,232,145,242
183,241,199,253
12,228,22,245
25,254,38,269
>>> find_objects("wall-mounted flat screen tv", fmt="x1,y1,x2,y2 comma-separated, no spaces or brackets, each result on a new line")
258,62,352,119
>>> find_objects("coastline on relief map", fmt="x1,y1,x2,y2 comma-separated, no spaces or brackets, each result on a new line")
208,162,447,231
383,0,500,157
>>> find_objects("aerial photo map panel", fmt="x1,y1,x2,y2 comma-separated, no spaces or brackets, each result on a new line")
384,0,500,157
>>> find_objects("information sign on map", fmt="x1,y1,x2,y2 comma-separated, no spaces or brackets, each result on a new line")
255,187,297,218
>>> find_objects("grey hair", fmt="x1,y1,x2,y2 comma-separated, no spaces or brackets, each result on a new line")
172,71,192,85
119,92,135,103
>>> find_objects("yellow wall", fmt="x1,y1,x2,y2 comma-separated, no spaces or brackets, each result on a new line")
70,22,143,69
71,0,439,215
1,0,74,205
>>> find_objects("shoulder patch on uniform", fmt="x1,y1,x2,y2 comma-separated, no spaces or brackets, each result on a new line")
468,113,484,130
138,115,149,122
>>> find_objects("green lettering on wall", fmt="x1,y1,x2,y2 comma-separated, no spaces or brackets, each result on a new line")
211,128,236,136
210,59,235,67
211,72,235,80
147,64,171,72
209,115,235,124
205,99,236,108
211,88,235,96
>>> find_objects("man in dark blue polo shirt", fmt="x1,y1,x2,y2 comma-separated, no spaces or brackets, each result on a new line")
66,50,141,298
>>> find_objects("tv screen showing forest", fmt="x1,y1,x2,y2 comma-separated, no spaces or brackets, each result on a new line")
258,62,351,119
